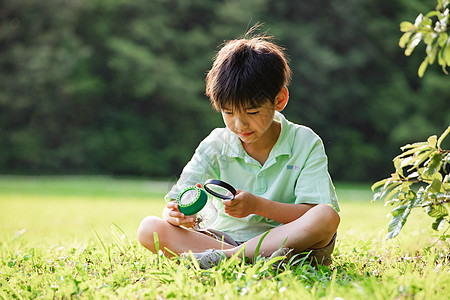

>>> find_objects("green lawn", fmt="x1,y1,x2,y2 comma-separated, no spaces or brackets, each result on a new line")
0,176,448,299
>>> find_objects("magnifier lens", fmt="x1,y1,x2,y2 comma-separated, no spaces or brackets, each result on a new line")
204,179,236,200
206,185,232,198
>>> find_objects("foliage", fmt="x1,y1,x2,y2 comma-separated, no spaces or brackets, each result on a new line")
372,126,450,240
1,0,449,181
399,0,450,77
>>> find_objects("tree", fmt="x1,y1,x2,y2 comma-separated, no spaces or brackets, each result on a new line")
1,0,449,181
399,0,450,77
372,127,450,240
372,0,450,241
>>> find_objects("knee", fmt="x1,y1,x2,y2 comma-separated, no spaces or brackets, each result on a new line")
137,216,167,251
315,204,340,233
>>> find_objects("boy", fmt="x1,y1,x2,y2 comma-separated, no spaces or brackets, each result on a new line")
137,34,340,269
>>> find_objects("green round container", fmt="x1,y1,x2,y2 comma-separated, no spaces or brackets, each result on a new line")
176,186,208,216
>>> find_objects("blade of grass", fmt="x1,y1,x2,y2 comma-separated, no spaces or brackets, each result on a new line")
112,222,136,257
164,247,177,257
0,279,23,300
221,246,245,269
153,232,160,254
187,251,201,270
254,230,271,263
91,225,112,268
326,268,338,300
108,225,126,254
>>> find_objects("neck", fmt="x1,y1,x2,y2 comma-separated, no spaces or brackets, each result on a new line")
242,121,281,166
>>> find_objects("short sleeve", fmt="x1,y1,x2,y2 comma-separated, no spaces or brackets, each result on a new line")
294,137,340,211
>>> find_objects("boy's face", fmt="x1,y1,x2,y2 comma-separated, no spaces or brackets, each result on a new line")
221,101,277,145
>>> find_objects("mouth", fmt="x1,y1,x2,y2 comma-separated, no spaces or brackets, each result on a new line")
238,132,254,137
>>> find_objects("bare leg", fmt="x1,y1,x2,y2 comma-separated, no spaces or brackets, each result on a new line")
137,216,234,257
138,204,339,259
222,204,340,259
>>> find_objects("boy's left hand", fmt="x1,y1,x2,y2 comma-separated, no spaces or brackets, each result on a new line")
222,190,255,218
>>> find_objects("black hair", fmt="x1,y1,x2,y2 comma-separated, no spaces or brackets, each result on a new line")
205,34,291,112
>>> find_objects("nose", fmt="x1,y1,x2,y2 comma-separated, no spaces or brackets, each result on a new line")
233,115,248,130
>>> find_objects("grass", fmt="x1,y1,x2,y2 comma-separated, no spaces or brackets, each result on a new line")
0,176,449,299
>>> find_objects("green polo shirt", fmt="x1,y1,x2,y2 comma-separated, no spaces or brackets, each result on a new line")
166,112,339,242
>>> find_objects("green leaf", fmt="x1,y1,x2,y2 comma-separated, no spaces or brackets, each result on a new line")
386,191,407,206
406,150,434,173
371,178,389,192
400,21,415,32
400,141,428,151
437,126,450,148
426,204,449,218
424,154,443,177
438,33,449,47
427,178,443,194
427,39,439,64
399,32,413,48
406,171,419,179
440,234,450,240
414,13,424,27
393,158,404,178
391,204,408,217
424,32,437,45
418,56,430,77
405,32,423,56
400,181,414,192
438,47,449,74
373,181,403,202
400,156,414,168
386,206,410,239
432,217,446,231
396,145,431,159
427,135,438,148
386,194,421,239
384,186,402,204
437,0,450,10
445,37,450,65
425,10,442,18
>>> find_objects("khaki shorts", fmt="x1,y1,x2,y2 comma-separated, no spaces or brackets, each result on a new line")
199,229,337,267
296,233,336,267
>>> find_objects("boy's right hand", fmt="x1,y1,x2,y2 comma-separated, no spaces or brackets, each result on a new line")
164,201,196,228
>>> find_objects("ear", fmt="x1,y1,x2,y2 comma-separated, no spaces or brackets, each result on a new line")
274,87,289,112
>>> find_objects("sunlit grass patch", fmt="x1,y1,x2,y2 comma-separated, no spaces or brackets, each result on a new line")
0,176,449,299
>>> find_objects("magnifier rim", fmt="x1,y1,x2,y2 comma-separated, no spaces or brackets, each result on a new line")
204,179,236,200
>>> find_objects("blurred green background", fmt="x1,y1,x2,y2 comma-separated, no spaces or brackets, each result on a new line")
1,0,449,182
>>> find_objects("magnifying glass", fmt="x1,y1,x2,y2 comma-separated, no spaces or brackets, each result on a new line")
203,179,236,200
176,179,236,215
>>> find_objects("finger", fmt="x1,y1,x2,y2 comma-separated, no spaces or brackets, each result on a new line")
169,210,185,218
223,200,239,208
167,201,178,209
224,206,236,214
180,218,195,228
224,208,239,218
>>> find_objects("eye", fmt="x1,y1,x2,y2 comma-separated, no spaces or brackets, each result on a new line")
246,110,259,115
222,110,234,115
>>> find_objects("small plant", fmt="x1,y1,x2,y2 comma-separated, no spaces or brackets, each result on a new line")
399,0,450,77
372,126,450,240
